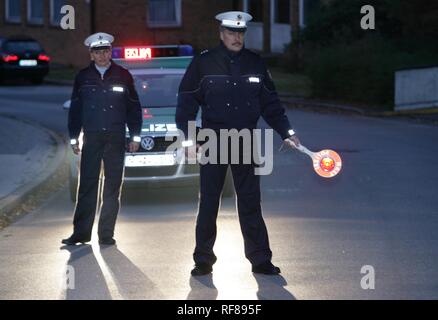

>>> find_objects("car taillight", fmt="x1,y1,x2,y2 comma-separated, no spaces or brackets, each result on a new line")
2,54,19,62
38,54,50,62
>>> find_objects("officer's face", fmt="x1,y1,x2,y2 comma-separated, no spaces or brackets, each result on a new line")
220,29,245,52
90,48,112,67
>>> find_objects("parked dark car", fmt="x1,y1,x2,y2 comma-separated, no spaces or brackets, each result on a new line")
0,36,50,84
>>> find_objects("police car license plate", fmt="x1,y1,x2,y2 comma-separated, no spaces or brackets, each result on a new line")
125,154,175,167
19,60,38,66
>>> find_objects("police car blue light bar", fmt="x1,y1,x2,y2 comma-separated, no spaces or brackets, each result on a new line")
112,45,194,60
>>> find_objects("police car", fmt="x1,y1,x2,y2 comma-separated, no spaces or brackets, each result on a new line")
65,45,234,201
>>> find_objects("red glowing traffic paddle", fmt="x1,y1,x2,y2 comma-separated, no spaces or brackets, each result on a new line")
288,143,342,178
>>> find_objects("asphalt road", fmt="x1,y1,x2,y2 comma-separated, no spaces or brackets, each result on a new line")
0,84,437,300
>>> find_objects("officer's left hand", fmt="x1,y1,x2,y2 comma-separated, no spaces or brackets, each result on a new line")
128,142,140,153
284,135,301,149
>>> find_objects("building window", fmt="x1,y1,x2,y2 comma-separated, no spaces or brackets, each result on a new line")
5,0,21,23
50,0,65,26
247,0,263,22
147,0,181,27
302,0,320,26
274,0,290,24
28,0,44,25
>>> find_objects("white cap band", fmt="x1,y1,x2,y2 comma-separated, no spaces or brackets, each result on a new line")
90,40,111,48
222,19,247,28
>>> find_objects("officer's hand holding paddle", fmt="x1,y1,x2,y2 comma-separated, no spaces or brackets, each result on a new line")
284,135,301,149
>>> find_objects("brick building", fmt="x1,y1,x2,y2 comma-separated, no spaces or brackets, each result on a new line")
0,0,92,66
0,0,317,68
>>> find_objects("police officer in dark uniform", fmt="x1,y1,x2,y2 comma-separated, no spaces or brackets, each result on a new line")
62,32,142,246
176,12,301,275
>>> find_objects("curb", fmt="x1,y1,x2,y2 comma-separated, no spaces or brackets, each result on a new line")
279,94,438,123
0,115,67,221
44,78,74,86
279,94,368,115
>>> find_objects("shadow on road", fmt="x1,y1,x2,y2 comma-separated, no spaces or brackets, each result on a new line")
99,245,164,299
186,273,296,300
186,274,218,300
253,274,296,300
61,244,111,300
60,244,164,300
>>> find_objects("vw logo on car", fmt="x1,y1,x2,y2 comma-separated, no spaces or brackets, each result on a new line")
141,136,155,151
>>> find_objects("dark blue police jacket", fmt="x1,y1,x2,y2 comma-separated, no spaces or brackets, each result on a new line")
68,60,142,140
176,42,292,140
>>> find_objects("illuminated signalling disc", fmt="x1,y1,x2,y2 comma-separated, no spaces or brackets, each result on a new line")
312,149,342,178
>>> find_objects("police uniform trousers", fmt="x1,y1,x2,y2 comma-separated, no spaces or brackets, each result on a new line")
194,136,272,266
72,132,125,240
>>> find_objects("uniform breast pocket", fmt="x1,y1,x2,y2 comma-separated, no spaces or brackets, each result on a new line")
79,84,99,101
204,77,228,97
243,76,262,99
109,84,127,105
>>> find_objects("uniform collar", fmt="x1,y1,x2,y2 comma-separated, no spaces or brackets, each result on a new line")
89,60,115,79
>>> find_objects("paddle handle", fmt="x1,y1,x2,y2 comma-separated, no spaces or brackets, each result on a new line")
290,142,315,159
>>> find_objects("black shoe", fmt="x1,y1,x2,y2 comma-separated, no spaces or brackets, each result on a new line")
191,263,213,276
99,238,116,246
61,236,90,246
252,261,281,275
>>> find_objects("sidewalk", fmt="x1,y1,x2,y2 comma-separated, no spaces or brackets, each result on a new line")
279,94,367,115
0,114,65,225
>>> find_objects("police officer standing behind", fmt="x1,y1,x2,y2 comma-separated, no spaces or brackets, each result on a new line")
176,12,301,275
62,33,142,246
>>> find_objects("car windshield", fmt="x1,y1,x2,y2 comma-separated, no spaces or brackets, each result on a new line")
5,41,42,52
133,73,183,108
